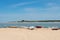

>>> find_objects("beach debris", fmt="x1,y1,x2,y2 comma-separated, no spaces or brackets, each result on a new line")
35,26,43,28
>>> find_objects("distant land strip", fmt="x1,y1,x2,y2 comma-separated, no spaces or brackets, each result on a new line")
7,20,60,23
19,20,60,22
11,20,60,22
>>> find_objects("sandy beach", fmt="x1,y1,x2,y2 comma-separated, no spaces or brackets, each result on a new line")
0,28,60,40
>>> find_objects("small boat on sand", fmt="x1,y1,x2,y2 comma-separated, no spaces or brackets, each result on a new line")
28,26,35,30
51,26,59,30
35,26,43,28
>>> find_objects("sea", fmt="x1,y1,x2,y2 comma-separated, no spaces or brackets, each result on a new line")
0,22,60,28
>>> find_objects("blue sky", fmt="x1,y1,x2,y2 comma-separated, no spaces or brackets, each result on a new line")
0,0,60,22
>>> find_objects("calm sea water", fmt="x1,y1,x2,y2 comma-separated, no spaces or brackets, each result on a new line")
0,22,60,28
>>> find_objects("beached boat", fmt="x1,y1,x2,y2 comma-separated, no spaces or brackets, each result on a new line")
28,26,35,30
35,26,43,28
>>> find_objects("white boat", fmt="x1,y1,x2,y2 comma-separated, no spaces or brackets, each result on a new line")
28,26,35,30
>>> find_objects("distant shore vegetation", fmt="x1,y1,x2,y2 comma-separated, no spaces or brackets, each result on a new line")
17,20,60,22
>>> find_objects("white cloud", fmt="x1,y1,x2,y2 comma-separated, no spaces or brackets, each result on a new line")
46,2,59,8
43,2,60,12
11,1,37,8
23,5,60,13
47,2,56,6
4,2,60,21
24,8,38,12
19,4,60,20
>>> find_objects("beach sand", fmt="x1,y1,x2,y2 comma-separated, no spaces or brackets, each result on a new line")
0,28,60,40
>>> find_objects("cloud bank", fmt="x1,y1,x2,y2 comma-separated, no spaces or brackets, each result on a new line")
11,1,38,8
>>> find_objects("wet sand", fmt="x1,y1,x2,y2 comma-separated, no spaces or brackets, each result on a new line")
0,28,60,40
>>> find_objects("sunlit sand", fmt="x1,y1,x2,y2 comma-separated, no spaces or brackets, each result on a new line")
0,28,60,40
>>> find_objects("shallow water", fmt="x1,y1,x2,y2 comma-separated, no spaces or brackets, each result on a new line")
0,22,60,28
